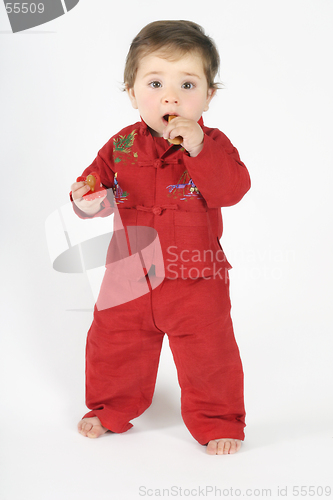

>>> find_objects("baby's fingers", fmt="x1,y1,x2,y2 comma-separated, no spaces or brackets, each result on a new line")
71,181,90,200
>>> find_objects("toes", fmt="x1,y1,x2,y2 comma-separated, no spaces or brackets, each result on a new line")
230,439,241,454
217,440,230,455
78,417,109,439
87,428,98,438
78,421,93,437
228,440,236,454
86,424,108,438
206,440,218,455
209,439,242,455
79,423,98,438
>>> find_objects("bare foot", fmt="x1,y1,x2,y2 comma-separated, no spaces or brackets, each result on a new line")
206,438,241,455
77,416,109,439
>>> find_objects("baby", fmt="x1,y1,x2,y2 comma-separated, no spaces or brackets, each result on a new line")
70,20,250,455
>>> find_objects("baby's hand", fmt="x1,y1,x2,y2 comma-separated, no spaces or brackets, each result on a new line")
163,116,204,157
71,180,106,216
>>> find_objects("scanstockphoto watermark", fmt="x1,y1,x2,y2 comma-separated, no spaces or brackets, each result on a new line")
2,0,80,33
166,245,230,281
138,485,274,497
167,246,229,265
228,246,296,282
138,485,332,497
230,247,296,266
164,245,295,281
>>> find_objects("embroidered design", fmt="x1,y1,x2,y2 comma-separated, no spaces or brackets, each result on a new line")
113,130,136,153
112,173,129,204
113,130,138,164
167,170,201,201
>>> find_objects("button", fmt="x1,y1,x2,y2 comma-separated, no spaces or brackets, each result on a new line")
153,159,163,168
152,206,163,215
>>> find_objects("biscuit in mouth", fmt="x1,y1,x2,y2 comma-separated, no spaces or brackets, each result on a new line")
167,115,183,145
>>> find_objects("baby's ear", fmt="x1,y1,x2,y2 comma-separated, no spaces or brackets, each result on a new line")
204,88,216,112
126,85,138,110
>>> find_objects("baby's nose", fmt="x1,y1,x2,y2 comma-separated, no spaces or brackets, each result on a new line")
162,89,179,104
163,97,179,104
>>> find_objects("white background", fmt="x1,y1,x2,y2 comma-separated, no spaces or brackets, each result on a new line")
1,1,332,499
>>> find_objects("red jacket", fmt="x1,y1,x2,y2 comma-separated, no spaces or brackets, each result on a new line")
72,117,250,278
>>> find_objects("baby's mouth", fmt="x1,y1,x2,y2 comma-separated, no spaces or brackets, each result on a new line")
163,114,178,124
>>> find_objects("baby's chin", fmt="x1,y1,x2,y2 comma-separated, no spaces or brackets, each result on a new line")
147,127,163,137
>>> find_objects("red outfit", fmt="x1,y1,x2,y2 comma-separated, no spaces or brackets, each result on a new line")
73,117,250,445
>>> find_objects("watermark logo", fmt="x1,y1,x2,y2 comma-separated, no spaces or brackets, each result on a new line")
3,0,80,33
45,188,165,311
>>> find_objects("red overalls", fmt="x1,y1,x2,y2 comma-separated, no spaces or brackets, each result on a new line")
72,118,250,444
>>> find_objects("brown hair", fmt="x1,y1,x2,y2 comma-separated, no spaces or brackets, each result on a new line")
124,20,221,90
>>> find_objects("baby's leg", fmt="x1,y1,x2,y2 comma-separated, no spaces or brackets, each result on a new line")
166,276,246,451
79,290,164,437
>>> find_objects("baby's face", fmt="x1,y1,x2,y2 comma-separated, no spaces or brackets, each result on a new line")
127,51,214,137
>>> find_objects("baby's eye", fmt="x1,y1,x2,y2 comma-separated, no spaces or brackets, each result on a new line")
149,81,162,89
182,82,194,90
